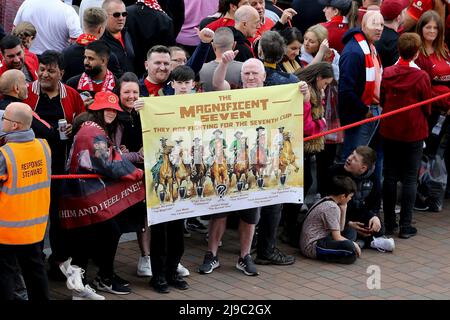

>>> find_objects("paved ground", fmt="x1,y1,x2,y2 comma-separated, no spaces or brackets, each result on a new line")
48,200,450,300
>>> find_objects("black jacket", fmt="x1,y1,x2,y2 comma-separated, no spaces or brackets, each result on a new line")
229,27,254,63
375,26,399,69
126,2,176,77
101,29,135,74
159,0,185,38
62,42,122,82
328,163,381,224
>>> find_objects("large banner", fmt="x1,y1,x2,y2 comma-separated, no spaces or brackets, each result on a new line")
141,83,303,225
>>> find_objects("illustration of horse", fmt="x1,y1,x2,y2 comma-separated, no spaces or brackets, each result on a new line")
174,149,191,199
278,131,299,184
191,159,208,197
154,145,175,203
229,137,250,191
210,156,228,191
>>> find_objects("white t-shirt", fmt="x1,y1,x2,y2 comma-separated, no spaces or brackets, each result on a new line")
14,0,82,54
79,0,105,29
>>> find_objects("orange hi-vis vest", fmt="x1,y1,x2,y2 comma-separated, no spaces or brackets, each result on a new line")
0,139,51,245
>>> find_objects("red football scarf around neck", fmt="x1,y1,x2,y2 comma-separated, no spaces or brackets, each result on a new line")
354,33,379,105
77,69,115,93
141,0,164,12
76,33,97,46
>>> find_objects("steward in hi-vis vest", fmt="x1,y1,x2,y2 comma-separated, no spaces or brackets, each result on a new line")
0,135,51,245
0,102,51,301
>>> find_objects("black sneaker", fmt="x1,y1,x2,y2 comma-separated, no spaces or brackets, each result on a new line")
186,217,208,234
198,251,220,274
167,274,189,290
255,247,295,265
93,276,131,295
399,226,417,239
113,273,130,287
236,254,259,276
413,197,429,211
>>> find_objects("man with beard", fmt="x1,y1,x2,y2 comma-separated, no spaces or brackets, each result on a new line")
23,50,85,280
0,35,38,82
66,40,117,97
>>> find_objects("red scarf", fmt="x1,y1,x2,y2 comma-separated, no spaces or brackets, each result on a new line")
354,33,381,105
77,69,115,92
141,0,164,12
395,57,420,69
76,33,97,46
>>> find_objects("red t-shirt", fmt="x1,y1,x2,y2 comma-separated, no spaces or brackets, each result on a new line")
206,17,235,31
144,79,163,96
113,32,125,48
427,51,450,83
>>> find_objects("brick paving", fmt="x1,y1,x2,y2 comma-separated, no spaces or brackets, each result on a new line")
49,202,450,300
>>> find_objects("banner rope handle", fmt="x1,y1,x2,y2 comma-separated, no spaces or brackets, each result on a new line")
51,91,450,179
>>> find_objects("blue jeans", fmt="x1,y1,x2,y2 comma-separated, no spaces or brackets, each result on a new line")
341,105,383,190
341,105,381,161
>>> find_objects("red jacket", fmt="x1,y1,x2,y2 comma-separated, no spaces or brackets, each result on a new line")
23,80,85,124
321,16,348,53
0,49,38,81
380,63,432,142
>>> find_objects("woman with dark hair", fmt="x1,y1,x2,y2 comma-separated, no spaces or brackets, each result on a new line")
61,91,146,299
278,27,303,73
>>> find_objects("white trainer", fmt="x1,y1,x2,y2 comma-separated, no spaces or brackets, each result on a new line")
370,236,395,252
177,263,190,277
59,257,85,291
72,284,105,300
137,255,152,277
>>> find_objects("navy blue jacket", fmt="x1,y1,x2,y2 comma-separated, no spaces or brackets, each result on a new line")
338,28,373,126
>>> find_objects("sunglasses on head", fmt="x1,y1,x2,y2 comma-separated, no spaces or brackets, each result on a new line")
112,11,128,18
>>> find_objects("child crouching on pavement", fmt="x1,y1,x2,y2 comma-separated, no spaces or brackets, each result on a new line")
300,175,361,264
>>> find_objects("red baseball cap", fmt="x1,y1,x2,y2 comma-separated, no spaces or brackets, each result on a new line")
380,0,409,21
89,91,123,112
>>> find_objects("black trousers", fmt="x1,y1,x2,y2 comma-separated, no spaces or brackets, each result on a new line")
48,180,69,265
0,242,49,300
150,219,184,280
256,204,282,256
315,227,358,264
66,218,121,280
383,139,423,229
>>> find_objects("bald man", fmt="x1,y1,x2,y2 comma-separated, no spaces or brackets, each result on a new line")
229,5,261,62
0,102,52,301
0,70,29,111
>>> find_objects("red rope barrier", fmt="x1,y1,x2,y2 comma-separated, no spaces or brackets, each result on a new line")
304,91,450,142
50,91,450,179
51,174,101,179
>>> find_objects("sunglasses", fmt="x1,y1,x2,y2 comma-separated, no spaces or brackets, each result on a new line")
111,11,128,18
